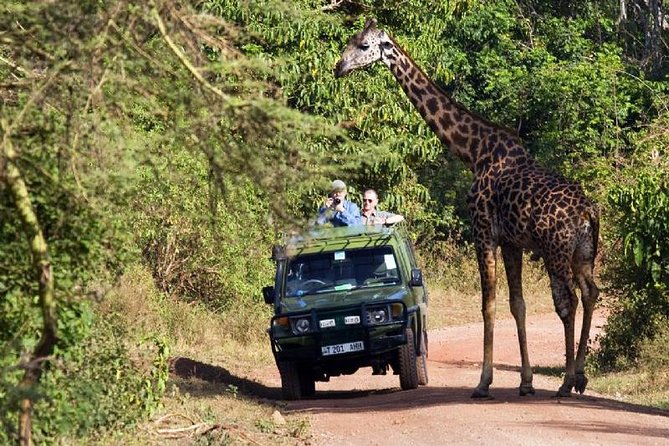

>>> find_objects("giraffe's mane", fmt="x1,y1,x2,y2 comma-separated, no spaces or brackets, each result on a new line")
388,34,522,141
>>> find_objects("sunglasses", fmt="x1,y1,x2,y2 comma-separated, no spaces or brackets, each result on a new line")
363,198,375,203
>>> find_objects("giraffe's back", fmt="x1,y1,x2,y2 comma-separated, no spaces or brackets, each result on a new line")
490,163,598,260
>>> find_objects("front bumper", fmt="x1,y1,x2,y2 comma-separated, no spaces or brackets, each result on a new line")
269,300,415,363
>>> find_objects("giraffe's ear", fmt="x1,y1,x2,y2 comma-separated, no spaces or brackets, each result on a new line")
364,18,377,30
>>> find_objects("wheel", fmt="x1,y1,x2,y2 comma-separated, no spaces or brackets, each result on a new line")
300,371,316,397
278,360,302,400
278,361,315,400
417,330,429,386
398,328,419,390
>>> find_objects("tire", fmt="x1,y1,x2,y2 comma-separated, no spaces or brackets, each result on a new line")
278,360,303,400
278,360,315,400
398,328,419,390
299,369,316,397
417,330,429,386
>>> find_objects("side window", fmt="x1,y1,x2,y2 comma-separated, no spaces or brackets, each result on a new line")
404,239,418,267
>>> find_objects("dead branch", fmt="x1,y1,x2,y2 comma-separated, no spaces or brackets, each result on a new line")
322,0,346,11
151,3,232,103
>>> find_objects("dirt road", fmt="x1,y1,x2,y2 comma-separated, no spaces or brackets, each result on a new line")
266,311,669,445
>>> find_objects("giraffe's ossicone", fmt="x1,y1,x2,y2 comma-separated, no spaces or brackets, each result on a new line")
335,18,600,398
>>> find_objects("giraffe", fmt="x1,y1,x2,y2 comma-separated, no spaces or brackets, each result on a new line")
334,18,599,398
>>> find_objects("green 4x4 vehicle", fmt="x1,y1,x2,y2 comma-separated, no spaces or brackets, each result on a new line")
262,224,429,400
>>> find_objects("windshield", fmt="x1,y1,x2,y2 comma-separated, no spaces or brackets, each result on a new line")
284,246,401,297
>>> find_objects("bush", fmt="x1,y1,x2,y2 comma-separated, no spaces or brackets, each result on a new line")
0,298,167,444
595,170,669,371
131,146,276,319
638,319,669,388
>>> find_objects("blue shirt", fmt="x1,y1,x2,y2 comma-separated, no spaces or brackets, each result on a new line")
317,200,361,226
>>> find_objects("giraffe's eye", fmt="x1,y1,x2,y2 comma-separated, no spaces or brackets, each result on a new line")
358,43,370,50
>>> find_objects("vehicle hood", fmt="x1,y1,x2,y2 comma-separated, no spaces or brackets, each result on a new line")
279,285,409,313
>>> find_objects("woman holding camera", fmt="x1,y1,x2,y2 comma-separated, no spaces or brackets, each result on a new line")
316,179,361,226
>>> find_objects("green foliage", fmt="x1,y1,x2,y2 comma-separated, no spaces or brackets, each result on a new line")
637,321,669,389
596,168,669,370
0,302,166,444
614,173,669,287
2,0,669,441
141,337,171,416
131,145,275,311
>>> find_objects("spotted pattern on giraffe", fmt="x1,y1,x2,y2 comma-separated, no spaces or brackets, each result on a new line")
335,18,600,398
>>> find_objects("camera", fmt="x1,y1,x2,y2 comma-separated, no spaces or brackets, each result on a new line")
332,197,341,206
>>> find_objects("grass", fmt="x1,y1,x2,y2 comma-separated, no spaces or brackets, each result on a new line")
91,265,312,445
424,248,555,328
589,371,669,410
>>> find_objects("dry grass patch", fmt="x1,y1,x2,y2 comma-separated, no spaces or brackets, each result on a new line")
425,249,556,329
93,264,310,445
590,371,669,410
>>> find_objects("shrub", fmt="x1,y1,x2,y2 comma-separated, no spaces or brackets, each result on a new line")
0,299,167,444
595,169,669,371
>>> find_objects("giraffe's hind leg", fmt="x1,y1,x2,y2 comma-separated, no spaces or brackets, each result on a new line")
546,257,579,397
501,245,534,396
572,260,599,394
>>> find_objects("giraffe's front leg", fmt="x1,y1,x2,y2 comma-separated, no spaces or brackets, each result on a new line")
472,246,497,399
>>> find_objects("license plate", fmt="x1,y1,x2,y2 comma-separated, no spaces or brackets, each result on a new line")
321,341,364,356
344,315,360,325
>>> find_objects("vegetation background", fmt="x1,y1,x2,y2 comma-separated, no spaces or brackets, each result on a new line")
1,0,667,443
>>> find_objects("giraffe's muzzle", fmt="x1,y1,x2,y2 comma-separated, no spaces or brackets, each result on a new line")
334,60,348,78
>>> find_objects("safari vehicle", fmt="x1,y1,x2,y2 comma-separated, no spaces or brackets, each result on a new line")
262,224,429,400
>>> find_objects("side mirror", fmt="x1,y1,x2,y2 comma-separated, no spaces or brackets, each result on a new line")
262,286,275,305
272,245,286,261
409,268,423,287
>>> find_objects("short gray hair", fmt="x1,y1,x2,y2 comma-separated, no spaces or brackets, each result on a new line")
330,179,347,192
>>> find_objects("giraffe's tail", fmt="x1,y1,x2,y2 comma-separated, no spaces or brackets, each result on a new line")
588,204,600,268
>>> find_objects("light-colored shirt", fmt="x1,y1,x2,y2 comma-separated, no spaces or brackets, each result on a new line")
362,209,396,225
317,200,361,226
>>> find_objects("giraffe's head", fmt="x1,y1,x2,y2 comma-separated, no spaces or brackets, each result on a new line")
334,18,392,78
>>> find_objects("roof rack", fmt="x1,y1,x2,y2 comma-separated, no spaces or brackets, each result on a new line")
273,223,407,259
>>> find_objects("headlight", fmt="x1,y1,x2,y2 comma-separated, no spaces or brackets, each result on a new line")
369,308,388,324
291,317,312,334
365,303,405,325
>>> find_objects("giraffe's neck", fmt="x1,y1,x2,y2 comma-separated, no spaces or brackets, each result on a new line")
382,41,529,172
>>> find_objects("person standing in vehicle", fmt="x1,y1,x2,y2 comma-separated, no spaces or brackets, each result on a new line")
316,180,361,226
361,188,404,225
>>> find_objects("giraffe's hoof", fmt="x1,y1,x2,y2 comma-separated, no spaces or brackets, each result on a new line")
574,373,589,394
471,388,493,399
519,385,535,396
553,385,573,398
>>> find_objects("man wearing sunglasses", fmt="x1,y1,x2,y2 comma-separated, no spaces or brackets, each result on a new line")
361,189,404,226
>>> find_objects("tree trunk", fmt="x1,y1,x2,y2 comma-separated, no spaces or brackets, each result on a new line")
645,0,664,76
1,122,58,446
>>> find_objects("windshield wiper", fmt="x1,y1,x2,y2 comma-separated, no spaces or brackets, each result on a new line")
363,277,399,287
297,282,335,296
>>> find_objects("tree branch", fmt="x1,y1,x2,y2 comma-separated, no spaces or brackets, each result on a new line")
1,63,63,446
151,3,234,104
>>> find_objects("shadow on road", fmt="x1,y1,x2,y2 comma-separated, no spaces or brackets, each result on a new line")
286,384,668,417
169,356,668,425
169,356,281,400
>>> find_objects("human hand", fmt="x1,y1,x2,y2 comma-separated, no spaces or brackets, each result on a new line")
330,196,343,211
